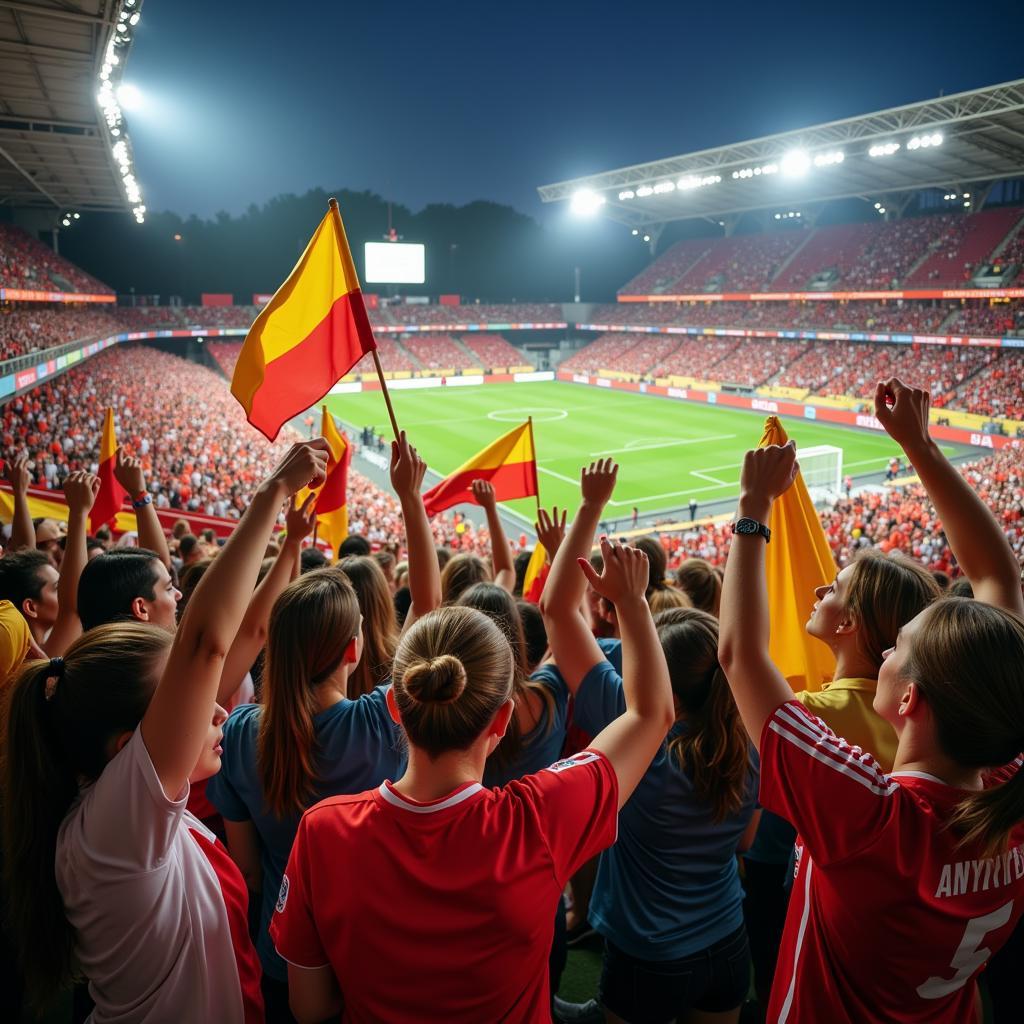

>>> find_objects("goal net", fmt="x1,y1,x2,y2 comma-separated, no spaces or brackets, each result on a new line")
797,444,843,505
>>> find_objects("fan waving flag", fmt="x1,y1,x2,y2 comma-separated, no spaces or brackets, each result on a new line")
422,420,538,517
297,407,351,559
759,416,837,692
231,199,376,441
91,407,126,532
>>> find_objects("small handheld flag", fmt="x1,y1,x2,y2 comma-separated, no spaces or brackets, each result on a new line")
296,407,351,560
91,408,126,532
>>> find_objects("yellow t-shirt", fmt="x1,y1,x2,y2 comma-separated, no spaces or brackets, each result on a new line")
795,677,899,772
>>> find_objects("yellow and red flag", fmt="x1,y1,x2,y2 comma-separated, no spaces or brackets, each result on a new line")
759,416,837,692
522,541,549,604
422,420,538,517
91,407,126,532
231,201,376,441
297,407,350,559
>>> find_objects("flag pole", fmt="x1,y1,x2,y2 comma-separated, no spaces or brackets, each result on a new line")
327,197,401,442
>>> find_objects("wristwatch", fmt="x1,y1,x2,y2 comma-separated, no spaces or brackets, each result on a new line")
132,492,153,509
732,517,771,544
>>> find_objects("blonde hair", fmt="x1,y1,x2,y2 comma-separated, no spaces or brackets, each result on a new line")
392,606,513,758
440,553,490,604
648,586,691,615
257,568,361,817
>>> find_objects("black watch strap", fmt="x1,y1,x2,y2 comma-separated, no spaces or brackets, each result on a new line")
732,517,771,544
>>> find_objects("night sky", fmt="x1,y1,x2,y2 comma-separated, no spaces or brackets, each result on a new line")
124,0,1024,223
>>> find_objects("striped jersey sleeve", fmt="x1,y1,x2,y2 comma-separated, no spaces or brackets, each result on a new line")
759,701,898,866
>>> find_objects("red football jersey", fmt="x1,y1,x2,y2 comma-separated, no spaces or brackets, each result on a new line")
271,751,618,1024
761,701,1024,1024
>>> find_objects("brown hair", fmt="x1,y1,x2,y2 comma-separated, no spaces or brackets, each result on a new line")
176,558,213,621
648,586,692,615
257,568,361,818
656,607,752,822
843,550,941,669
441,553,490,604
1,623,171,1009
339,556,398,699
392,606,513,758
456,583,555,770
634,536,668,597
904,598,1024,856
675,558,723,616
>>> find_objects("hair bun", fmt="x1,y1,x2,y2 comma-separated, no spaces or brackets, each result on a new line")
402,654,467,705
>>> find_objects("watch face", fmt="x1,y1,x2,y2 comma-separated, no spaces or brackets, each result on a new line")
735,519,759,535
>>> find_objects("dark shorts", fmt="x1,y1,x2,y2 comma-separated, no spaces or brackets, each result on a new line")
599,924,751,1024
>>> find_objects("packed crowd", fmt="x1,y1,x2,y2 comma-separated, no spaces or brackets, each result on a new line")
0,366,1021,1024
672,232,804,292
905,206,1022,287
0,225,113,295
400,333,477,370
460,332,526,368
0,308,126,362
377,302,563,325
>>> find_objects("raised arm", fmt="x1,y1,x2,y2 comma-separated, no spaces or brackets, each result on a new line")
46,470,99,657
534,505,567,560
539,460,617,689
216,493,316,705
142,439,329,800
114,450,171,568
6,453,34,553
471,479,516,592
875,378,1024,615
578,539,674,809
718,442,801,747
392,432,441,630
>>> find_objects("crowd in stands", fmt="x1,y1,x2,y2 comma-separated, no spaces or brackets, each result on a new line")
400,333,476,371
955,351,1024,421
947,303,1024,337
0,349,1021,1024
703,339,811,389
672,232,803,292
904,207,1022,287
0,225,113,295
377,302,563,325
0,308,126,361
459,332,525,368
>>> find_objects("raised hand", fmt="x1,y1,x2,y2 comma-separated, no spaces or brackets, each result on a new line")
269,438,330,495
62,470,101,516
578,536,648,608
470,478,497,509
284,492,317,541
113,449,147,496
390,431,427,499
874,378,932,455
535,506,567,556
580,458,618,510
739,442,799,508
5,451,31,495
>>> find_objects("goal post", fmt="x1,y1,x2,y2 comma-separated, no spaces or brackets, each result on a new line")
797,444,843,504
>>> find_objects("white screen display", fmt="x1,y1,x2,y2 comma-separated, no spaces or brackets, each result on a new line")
364,242,426,284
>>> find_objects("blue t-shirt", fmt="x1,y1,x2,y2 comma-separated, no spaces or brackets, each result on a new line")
574,660,759,960
597,636,622,674
207,686,406,979
483,664,569,787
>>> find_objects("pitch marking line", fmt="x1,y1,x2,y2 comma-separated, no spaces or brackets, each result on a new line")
488,408,567,423
590,433,736,456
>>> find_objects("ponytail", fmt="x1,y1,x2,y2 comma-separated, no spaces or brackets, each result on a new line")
950,767,1024,859
258,568,361,818
1,624,169,1010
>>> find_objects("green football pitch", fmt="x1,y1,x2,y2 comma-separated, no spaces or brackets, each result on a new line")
325,381,955,523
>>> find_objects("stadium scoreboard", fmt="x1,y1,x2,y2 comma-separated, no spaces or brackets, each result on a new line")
364,242,426,284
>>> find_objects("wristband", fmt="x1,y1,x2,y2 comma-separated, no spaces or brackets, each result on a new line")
132,492,153,509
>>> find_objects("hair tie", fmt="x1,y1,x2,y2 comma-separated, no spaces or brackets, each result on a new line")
44,657,64,701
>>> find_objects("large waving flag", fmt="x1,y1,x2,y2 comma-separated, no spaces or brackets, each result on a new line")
422,421,538,517
231,200,376,441
297,407,350,559
91,408,126,532
759,416,837,692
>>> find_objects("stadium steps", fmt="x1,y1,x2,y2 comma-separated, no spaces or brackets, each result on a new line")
395,339,425,369
936,308,963,334
766,230,815,287
661,247,715,293
899,241,943,286
451,336,481,364
989,210,1024,261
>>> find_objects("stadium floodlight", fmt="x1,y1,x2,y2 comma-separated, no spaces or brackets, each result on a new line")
618,190,635,200
117,83,142,110
732,162,778,180
677,173,721,191
780,149,811,177
631,228,639,236
570,189,606,216
964,192,970,198
129,12,140,25
61,218,70,227
643,234,651,242
907,132,943,151
653,181,675,194
869,142,901,158
635,185,654,197
964,200,971,207
73,212,80,220
813,150,844,167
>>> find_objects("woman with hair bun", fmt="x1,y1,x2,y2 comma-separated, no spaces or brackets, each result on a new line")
271,537,674,1024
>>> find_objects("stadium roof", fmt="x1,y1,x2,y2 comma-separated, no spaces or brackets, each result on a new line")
537,79,1024,229
0,0,145,218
